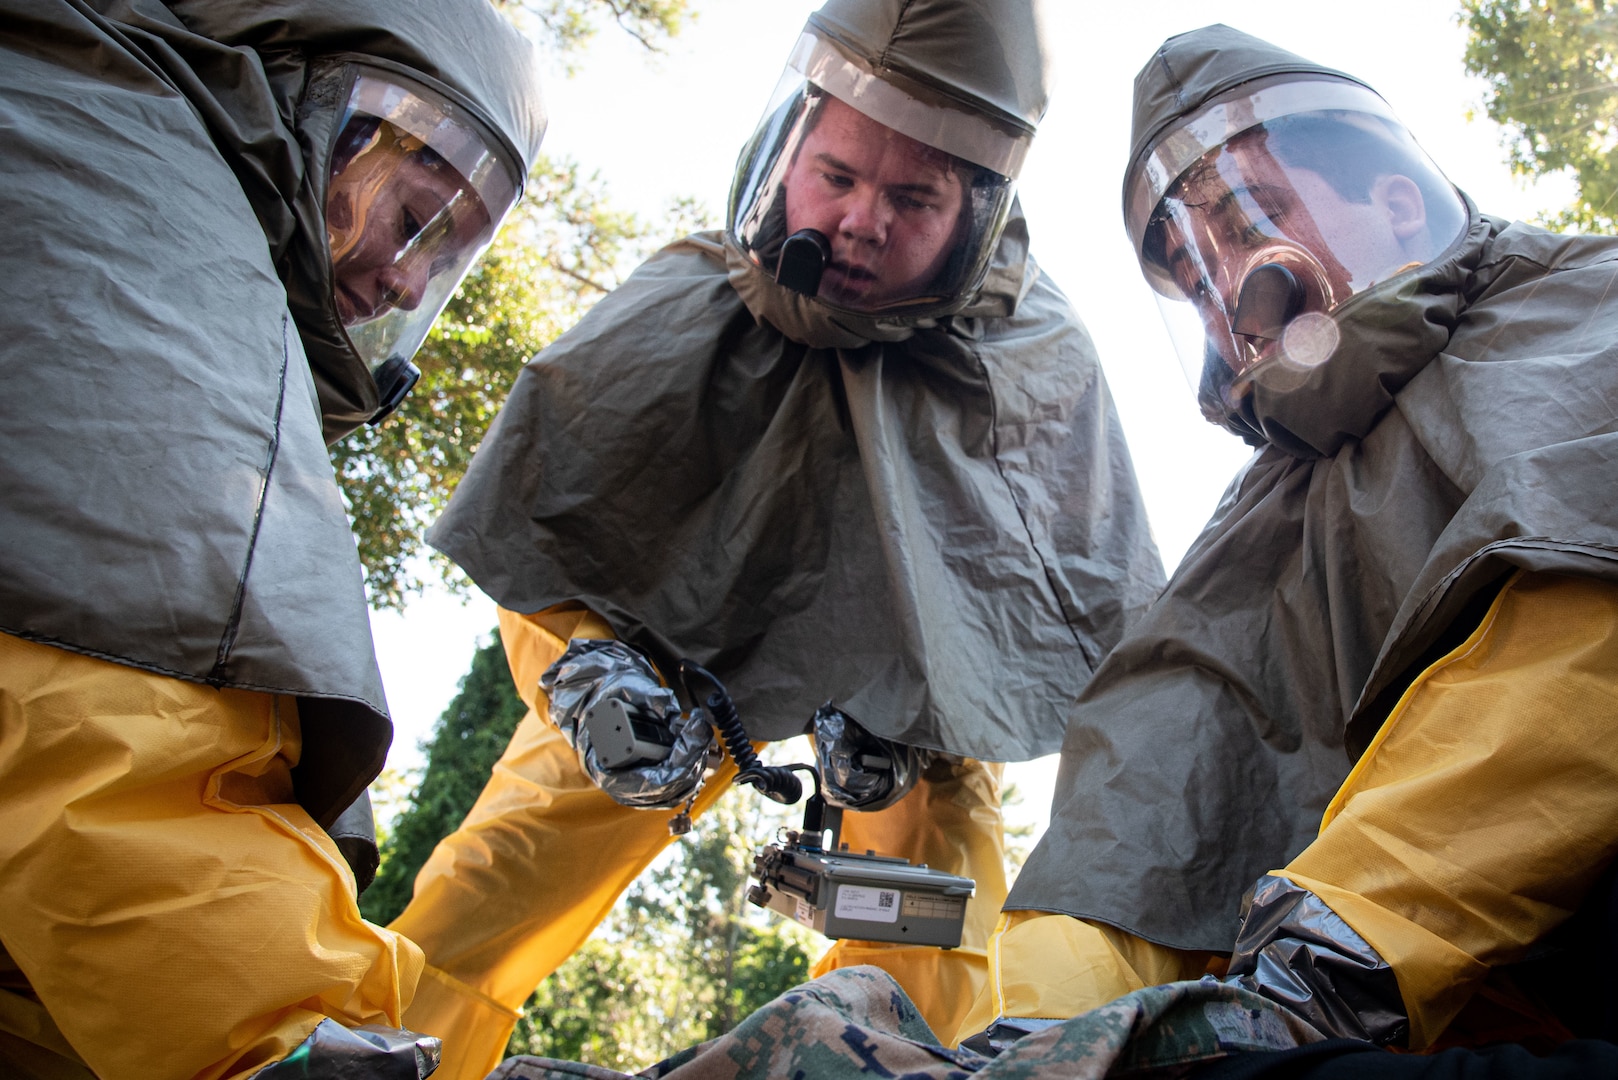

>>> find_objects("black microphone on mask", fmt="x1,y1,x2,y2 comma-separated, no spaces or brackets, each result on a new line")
1232,263,1306,342
775,228,831,297
368,354,421,425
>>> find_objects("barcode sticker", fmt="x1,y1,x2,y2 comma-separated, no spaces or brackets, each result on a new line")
794,898,814,928
834,885,901,923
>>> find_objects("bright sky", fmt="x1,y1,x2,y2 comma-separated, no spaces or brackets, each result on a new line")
368,0,1572,831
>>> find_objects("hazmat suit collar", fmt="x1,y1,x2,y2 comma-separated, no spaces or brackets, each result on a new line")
725,202,1034,350
1224,199,1494,458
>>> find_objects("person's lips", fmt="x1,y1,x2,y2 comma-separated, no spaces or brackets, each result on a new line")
336,282,377,324
821,260,878,299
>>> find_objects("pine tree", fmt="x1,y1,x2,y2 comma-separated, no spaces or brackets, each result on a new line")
360,630,526,924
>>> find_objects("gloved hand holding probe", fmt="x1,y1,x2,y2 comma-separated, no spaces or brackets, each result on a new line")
811,703,925,811
540,639,713,808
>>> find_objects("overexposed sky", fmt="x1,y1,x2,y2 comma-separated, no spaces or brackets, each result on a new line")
369,0,1572,827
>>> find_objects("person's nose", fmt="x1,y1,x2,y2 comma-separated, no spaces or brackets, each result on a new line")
377,258,429,313
837,187,890,246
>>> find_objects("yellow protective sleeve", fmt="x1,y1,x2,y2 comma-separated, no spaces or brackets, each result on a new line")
0,632,422,1080
392,606,739,1080
952,909,1211,1044
1280,571,1618,1050
810,756,1010,1046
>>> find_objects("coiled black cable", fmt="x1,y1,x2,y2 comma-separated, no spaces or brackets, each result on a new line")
678,659,812,804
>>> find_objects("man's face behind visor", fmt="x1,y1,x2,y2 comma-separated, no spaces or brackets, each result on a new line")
782,96,968,309
1151,124,1437,380
728,30,1027,320
1130,97,1467,417
327,120,493,327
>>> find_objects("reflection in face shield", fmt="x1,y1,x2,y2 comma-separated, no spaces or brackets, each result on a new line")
327,119,493,330
1152,128,1432,380
1128,82,1468,421
316,69,524,423
781,96,968,309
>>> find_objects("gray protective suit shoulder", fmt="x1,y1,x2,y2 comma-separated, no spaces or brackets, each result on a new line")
1007,25,1618,950
428,220,1165,761
0,0,541,825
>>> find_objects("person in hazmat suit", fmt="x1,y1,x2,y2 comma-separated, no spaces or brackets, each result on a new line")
956,22,1618,1058
390,0,1164,1075
0,1,544,1077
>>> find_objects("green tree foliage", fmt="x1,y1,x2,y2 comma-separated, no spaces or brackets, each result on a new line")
499,0,692,67
1000,780,1035,882
360,629,527,924
1461,0,1618,232
506,792,814,1067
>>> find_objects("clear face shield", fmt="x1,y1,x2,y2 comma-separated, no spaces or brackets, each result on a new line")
325,69,524,419
728,33,1031,317
1124,78,1467,421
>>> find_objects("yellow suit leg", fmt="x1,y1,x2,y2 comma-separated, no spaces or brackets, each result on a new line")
392,607,737,1080
954,573,1618,1051
808,756,1009,1045
0,633,421,1080
1279,571,1618,1049
950,909,1210,1043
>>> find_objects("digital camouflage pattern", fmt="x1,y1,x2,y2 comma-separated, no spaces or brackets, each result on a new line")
487,966,1324,1080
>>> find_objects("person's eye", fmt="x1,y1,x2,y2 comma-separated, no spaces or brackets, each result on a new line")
401,208,425,242
1174,264,1218,305
893,194,932,212
1250,196,1290,232
1170,261,1202,298
820,171,854,189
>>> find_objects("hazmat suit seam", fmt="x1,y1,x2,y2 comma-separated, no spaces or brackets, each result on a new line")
1155,50,1185,115
877,0,920,72
975,347,1096,671
418,964,523,1021
1353,536,1618,731
1323,576,1514,833
1581,262,1618,353
0,622,390,709
211,313,291,682
1470,248,1618,359
77,4,188,99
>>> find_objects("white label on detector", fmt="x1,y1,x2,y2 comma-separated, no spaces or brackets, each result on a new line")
794,898,814,928
834,885,900,923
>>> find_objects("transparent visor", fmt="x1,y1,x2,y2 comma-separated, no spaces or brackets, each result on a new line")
1125,79,1465,416
728,33,1027,315
327,70,523,377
